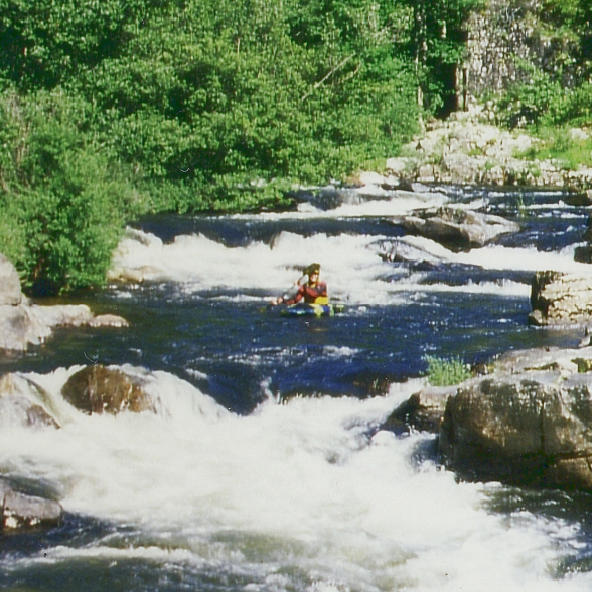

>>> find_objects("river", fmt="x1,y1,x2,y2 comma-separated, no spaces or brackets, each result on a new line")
2,184,592,591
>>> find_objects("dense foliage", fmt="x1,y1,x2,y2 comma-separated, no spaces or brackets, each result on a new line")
0,0,477,294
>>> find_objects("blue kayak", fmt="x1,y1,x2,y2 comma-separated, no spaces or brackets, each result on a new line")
281,303,345,317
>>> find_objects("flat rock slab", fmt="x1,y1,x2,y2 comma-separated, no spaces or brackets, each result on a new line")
2,487,62,531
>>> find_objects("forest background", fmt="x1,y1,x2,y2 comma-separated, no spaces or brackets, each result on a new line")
0,0,591,296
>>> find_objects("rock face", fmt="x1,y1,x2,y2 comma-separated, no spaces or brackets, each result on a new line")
398,206,519,251
383,386,454,434
61,365,153,415
1,480,63,531
437,347,592,491
529,271,592,326
439,371,592,489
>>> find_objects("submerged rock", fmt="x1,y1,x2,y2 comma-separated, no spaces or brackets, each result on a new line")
398,206,519,251
61,365,153,415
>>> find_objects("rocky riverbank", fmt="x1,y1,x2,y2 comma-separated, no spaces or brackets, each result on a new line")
355,106,592,196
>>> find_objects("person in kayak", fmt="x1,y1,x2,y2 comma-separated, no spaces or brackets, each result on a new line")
272,263,328,306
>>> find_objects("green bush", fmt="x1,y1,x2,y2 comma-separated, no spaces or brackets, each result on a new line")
494,64,564,129
424,355,472,386
0,89,143,295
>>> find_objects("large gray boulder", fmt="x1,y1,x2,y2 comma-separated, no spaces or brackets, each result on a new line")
438,347,592,490
529,271,592,326
397,206,519,251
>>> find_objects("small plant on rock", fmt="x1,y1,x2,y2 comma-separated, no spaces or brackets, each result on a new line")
424,355,472,386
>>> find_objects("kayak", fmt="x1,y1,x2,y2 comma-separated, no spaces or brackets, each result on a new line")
281,303,345,317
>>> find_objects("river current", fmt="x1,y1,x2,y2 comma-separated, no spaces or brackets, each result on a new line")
2,184,592,591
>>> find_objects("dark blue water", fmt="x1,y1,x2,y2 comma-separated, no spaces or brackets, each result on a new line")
1,185,586,413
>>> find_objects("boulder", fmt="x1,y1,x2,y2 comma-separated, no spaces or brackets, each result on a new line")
399,206,519,251
0,252,129,352
439,371,592,489
61,365,153,415
0,373,60,429
0,304,52,351
381,345,592,491
383,385,454,434
0,253,22,305
529,271,592,326
2,488,62,531
0,303,129,352
374,238,444,267
574,245,592,264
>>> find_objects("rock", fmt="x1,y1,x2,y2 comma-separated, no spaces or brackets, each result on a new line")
381,345,592,491
563,192,592,207
356,171,386,186
2,488,62,531
87,314,129,328
0,373,60,429
529,271,592,326
400,206,519,251
0,304,52,351
0,303,130,352
574,212,592,262
439,370,592,490
385,156,413,176
574,245,592,264
384,106,592,191
383,385,454,434
61,365,153,415
0,254,22,306
0,397,59,429
0,252,130,351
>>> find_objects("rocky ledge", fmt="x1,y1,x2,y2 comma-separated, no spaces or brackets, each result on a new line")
1,479,63,532
387,345,592,491
529,271,592,327
0,253,128,352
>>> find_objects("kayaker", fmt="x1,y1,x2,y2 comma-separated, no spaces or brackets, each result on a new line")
272,263,328,306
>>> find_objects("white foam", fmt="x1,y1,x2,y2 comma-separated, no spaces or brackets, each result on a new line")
1,370,590,591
